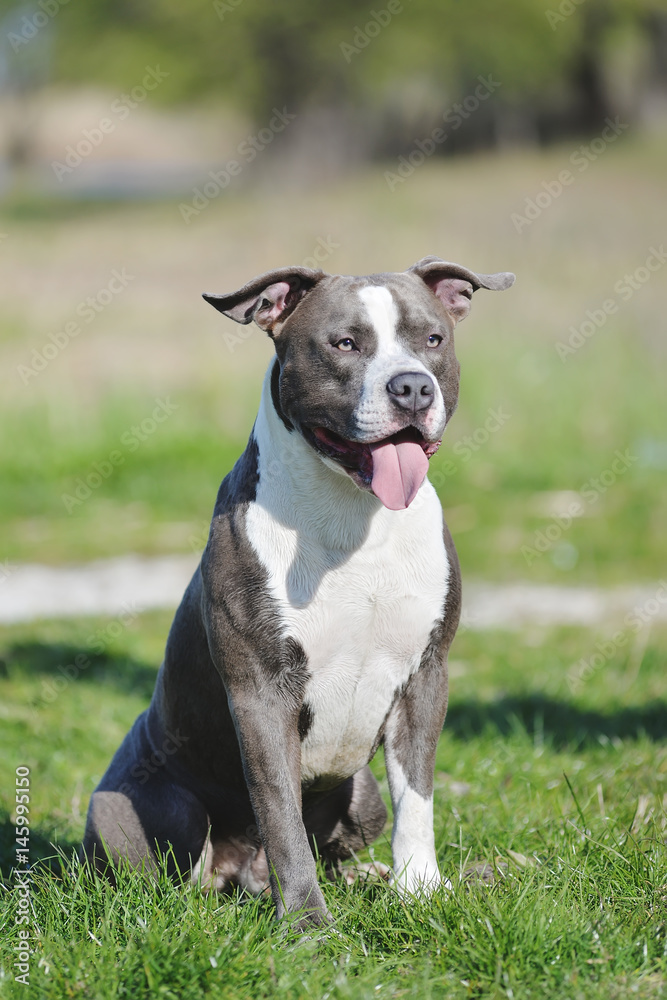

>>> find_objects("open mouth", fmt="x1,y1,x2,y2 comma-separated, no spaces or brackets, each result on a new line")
304,425,441,511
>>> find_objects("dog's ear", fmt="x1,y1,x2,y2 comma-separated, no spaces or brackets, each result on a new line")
203,266,325,333
407,255,515,324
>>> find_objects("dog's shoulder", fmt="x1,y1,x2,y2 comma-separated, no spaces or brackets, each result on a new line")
199,432,265,613
213,432,260,516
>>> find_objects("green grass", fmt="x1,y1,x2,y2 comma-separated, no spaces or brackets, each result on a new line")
2,327,665,583
1,613,666,997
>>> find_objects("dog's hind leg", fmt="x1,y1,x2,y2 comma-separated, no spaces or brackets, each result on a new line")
302,765,388,875
82,778,209,881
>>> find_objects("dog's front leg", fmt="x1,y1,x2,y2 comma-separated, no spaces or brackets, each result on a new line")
383,654,449,896
226,685,331,928
201,524,329,928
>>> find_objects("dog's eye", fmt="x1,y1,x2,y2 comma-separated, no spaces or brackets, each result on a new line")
427,334,443,348
335,338,357,352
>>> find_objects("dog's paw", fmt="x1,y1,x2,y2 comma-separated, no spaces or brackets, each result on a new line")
341,861,391,885
460,859,509,886
390,858,443,897
281,903,335,939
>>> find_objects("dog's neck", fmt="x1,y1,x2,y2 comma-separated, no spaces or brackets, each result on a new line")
252,361,397,552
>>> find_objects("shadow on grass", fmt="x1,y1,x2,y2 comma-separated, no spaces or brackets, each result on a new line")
446,694,667,749
5,642,667,748
0,808,81,884
0,642,158,700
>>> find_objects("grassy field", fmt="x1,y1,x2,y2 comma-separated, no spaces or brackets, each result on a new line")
1,133,666,582
1,135,666,996
1,612,666,998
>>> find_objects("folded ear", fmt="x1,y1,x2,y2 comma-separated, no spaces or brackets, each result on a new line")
407,255,515,324
203,266,325,333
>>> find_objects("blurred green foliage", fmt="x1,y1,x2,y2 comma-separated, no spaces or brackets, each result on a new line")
30,0,664,130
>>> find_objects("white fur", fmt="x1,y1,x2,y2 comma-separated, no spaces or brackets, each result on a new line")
384,722,445,895
358,285,401,357
245,365,449,789
354,285,446,441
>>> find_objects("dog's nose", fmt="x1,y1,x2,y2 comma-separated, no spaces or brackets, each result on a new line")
386,371,435,413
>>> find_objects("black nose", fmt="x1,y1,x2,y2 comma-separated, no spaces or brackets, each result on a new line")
386,371,435,413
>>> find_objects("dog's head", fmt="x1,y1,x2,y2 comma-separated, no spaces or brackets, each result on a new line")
204,257,514,510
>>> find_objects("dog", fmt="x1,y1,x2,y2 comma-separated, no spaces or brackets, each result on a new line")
83,256,514,928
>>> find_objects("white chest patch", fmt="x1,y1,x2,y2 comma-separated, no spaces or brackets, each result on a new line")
245,474,449,787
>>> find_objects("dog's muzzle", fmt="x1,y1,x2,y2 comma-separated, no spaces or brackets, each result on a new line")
304,425,441,511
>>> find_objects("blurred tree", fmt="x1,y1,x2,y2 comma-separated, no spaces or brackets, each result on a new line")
13,0,666,153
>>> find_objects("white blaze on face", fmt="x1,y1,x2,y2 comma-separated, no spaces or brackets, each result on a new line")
358,285,402,359
354,285,446,442
353,284,446,510
356,287,403,439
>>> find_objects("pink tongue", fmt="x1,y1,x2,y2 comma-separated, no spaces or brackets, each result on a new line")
370,440,429,510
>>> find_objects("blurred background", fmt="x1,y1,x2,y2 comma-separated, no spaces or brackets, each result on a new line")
1,0,666,589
